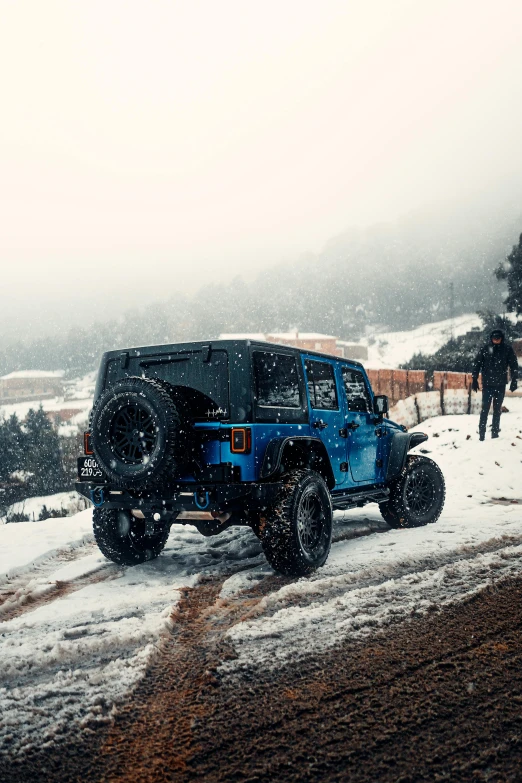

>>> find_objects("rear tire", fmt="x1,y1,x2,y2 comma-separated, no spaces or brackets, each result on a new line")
261,470,332,576
93,507,170,566
383,455,445,528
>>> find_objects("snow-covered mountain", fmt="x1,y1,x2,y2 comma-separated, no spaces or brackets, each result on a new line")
363,313,483,368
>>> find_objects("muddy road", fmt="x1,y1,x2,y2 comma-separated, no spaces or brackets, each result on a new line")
4,571,522,783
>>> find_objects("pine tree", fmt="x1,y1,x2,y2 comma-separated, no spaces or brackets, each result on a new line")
24,407,65,495
0,414,25,481
496,233,522,315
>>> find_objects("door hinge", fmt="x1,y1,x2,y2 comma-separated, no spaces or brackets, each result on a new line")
339,427,348,438
376,459,383,468
340,462,349,472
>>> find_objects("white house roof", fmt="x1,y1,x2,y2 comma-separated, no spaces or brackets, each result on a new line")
0,370,65,380
268,332,337,341
218,332,339,342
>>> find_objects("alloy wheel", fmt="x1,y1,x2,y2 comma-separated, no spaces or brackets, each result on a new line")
404,469,436,516
110,403,157,464
297,491,325,554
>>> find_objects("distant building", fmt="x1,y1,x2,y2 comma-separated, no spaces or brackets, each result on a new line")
218,332,369,360
45,408,84,425
0,371,65,405
336,340,369,361
514,339,522,360
266,332,342,356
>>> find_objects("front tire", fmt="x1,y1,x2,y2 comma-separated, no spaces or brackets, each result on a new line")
261,470,332,576
383,455,445,528
378,501,401,528
93,508,170,565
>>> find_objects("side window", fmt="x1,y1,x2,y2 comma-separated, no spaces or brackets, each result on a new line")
305,360,339,410
342,367,371,413
253,351,301,408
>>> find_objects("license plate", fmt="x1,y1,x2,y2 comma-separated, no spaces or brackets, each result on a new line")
78,456,104,482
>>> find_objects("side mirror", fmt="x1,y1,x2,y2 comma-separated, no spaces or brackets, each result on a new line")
373,394,389,417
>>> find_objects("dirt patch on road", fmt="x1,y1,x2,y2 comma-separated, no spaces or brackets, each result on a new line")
4,576,522,783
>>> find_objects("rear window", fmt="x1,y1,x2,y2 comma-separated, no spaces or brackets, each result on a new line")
305,360,339,410
253,351,301,408
106,348,229,420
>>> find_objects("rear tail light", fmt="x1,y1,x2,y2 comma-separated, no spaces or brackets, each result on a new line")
230,428,251,454
84,431,94,455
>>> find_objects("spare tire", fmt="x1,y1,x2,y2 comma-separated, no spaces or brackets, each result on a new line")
90,376,192,489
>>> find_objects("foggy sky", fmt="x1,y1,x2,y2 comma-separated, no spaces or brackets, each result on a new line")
1,0,522,343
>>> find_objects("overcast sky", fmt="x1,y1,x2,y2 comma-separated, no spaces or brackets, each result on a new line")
1,0,522,341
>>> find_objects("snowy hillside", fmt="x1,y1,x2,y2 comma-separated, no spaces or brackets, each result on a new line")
0,372,95,436
364,313,482,368
1,399,522,756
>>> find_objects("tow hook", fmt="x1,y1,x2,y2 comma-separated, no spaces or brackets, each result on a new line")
194,491,210,510
90,487,105,507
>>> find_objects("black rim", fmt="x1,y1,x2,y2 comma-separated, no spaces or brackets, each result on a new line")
110,403,157,464
297,490,325,555
404,469,436,516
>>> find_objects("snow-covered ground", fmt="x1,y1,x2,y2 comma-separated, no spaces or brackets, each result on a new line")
222,403,522,672
3,491,89,523
364,313,482,368
0,516,263,757
2,400,522,756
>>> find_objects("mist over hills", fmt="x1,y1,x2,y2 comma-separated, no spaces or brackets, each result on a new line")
1,203,518,377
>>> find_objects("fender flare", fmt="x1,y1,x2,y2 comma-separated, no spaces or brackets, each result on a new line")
260,436,336,489
386,431,428,482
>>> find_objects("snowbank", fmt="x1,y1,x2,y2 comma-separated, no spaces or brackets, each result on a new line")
3,491,89,524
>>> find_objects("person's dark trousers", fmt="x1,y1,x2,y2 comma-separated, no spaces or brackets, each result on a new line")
479,386,506,437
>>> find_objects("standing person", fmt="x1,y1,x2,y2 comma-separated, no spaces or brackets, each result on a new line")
472,329,519,440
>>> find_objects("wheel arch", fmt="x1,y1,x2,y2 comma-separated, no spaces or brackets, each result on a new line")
386,431,429,482
260,436,336,490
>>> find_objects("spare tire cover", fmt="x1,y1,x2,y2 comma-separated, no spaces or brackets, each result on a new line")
90,376,190,489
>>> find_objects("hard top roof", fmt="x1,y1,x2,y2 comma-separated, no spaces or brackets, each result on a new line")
103,339,364,369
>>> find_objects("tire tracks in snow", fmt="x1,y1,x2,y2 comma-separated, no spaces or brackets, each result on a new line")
256,529,522,618
8,563,522,783
0,541,119,622
85,571,292,783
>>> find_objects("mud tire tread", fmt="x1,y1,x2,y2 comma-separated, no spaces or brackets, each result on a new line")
261,469,332,577
385,455,445,528
93,507,170,566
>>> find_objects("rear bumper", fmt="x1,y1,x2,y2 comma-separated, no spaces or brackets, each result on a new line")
75,480,281,514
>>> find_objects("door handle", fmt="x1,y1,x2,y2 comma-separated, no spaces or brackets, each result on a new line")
346,421,360,431
313,419,328,430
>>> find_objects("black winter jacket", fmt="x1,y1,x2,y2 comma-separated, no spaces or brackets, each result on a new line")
472,341,518,387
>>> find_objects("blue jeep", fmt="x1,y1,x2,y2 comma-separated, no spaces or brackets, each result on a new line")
76,340,445,576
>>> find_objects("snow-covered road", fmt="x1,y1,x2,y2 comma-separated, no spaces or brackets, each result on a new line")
2,399,522,757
